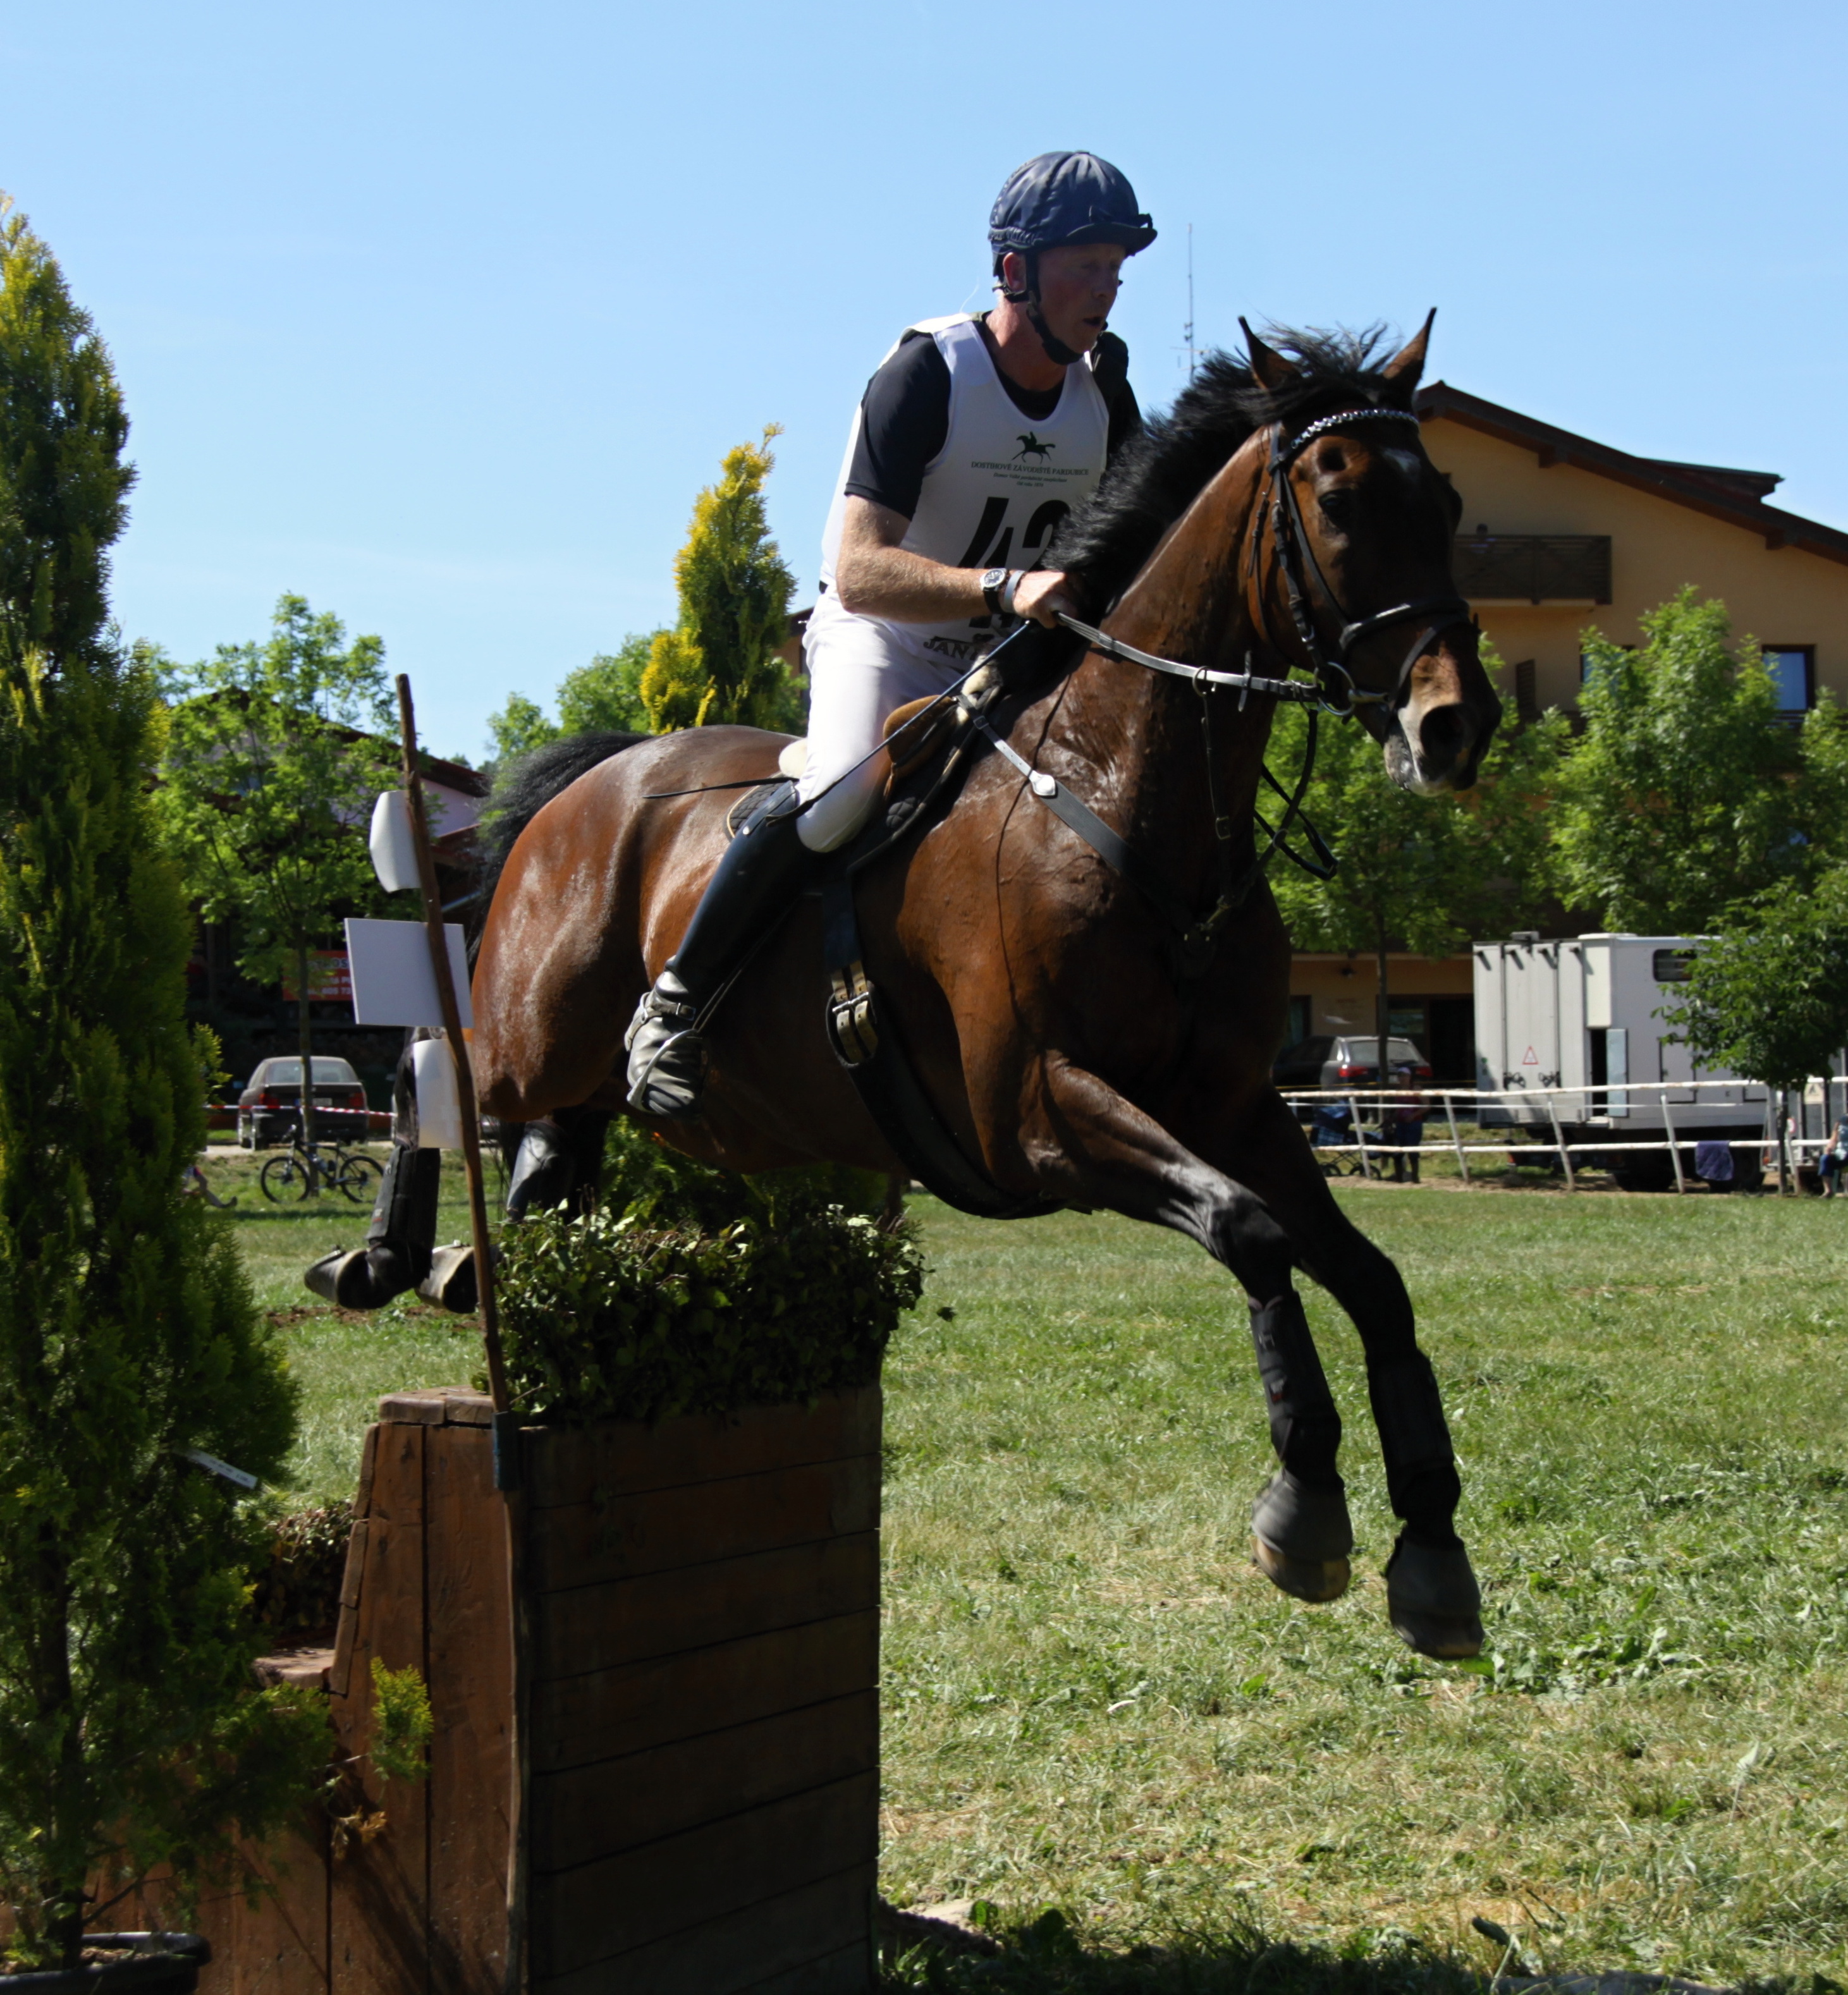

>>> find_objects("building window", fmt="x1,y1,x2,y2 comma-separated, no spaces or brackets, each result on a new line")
1762,645,1814,718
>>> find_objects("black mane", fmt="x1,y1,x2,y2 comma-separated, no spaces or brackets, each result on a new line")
1048,324,1409,610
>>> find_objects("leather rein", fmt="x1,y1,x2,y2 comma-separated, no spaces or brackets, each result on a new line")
982,404,1476,978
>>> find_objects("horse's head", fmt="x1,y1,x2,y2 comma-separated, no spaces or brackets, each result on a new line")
1245,315,1501,792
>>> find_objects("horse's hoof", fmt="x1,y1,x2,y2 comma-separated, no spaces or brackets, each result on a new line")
1384,1534,1484,1658
417,1243,479,1315
304,1247,415,1311
1251,1472,1353,1603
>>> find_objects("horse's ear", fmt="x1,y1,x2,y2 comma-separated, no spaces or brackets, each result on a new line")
1240,318,1299,393
1380,309,1436,394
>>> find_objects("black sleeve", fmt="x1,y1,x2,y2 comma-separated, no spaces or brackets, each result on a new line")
841,332,951,519
1091,330,1142,462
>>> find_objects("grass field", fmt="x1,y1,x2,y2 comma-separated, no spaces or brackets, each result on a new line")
215,1156,1848,1989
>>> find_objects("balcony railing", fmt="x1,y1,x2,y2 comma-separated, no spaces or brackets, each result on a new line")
1453,533,1612,604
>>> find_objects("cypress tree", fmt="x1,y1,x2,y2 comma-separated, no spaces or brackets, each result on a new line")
640,427,801,733
0,198,310,1968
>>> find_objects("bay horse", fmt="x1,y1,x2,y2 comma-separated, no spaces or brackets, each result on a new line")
470,320,1501,1657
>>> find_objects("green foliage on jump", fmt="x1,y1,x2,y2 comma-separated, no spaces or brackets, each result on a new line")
496,1129,919,1424
152,594,399,1150
640,426,804,735
1551,590,1815,933
1269,644,1567,1042
0,198,319,1971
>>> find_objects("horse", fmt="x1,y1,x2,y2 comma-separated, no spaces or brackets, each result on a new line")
467,319,1502,1658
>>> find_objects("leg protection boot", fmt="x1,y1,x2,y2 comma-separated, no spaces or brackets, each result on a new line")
1247,1294,1352,1602
505,1120,577,1220
303,1143,440,1310
1367,1351,1482,1658
625,790,811,1120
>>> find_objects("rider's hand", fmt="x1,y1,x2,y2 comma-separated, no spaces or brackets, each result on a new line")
1011,569,1077,629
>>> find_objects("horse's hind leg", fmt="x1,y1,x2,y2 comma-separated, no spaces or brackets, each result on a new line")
506,1105,613,1220
1216,1092,1483,1658
1021,1058,1355,1604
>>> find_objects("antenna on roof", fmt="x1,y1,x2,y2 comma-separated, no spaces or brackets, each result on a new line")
1185,224,1196,381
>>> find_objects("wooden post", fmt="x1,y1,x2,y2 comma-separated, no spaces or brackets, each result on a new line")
393,674,529,1994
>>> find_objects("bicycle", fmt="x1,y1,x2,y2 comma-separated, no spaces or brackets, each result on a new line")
258,1118,384,1204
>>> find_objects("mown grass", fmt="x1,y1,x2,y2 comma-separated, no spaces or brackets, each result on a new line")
209,1154,1848,1986
878,1187,1848,1989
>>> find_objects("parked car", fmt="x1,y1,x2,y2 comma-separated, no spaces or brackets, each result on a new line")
237,1056,372,1149
1271,1034,1434,1092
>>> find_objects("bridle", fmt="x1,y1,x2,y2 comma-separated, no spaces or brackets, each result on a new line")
982,403,1478,975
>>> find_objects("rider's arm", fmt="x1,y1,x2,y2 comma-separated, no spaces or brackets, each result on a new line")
834,498,1072,626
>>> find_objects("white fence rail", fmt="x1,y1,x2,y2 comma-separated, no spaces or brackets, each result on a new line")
1276,1077,1845,1192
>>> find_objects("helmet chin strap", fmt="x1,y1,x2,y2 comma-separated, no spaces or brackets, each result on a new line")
1004,249,1083,368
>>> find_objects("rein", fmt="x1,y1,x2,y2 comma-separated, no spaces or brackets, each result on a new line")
996,405,1471,976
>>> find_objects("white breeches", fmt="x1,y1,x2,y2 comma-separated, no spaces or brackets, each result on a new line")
793,592,970,853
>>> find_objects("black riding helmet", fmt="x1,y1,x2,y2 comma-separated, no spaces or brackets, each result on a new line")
988,151,1156,365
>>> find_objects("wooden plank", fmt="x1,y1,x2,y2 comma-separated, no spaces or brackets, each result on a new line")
525,1388,879,1510
529,1774,876,1980
223,1817,331,1995
526,1453,878,1594
530,1611,878,1776
422,1422,513,1995
532,1863,874,1995
532,1532,879,1680
740,1937,875,1995
530,1690,877,1873
329,1418,430,1995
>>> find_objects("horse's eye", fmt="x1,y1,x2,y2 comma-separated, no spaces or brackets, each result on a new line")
1318,491,1356,531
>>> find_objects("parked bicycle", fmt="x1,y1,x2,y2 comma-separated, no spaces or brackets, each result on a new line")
258,1116,384,1204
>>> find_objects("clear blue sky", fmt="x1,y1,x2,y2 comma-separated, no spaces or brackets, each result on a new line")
6,0,1840,763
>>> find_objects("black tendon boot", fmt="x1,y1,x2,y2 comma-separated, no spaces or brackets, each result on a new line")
1247,1294,1353,1602
505,1120,578,1219
625,788,811,1119
303,1143,441,1309
1367,1352,1483,1658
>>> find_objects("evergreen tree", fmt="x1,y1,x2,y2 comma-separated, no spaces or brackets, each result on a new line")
154,597,399,1155
0,200,313,1969
1269,650,1567,1048
1551,589,1809,932
640,427,802,734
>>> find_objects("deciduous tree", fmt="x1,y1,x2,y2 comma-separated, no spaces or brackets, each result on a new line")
154,595,400,1154
1268,652,1567,1051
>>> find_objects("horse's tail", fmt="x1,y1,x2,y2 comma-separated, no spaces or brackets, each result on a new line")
471,729,649,951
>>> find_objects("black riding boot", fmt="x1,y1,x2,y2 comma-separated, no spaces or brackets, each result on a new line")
303,1142,441,1309
625,789,811,1119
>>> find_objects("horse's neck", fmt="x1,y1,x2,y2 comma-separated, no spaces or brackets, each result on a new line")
1048,434,1273,846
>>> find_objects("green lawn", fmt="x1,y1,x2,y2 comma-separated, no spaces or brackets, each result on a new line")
219,1160,1848,1988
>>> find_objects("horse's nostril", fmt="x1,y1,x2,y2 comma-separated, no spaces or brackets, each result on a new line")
1416,704,1469,770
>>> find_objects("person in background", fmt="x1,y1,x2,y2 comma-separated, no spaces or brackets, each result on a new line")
1818,1116,1848,1197
1694,1138,1735,1192
1385,1065,1427,1183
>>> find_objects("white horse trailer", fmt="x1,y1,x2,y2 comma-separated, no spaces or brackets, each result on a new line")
1472,934,1771,1188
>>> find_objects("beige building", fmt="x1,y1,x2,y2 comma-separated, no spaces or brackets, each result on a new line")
1289,382,1848,1077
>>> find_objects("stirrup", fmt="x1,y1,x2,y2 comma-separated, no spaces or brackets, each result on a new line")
625,985,710,1119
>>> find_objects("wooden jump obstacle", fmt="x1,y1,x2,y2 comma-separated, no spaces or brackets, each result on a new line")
197,1384,883,1994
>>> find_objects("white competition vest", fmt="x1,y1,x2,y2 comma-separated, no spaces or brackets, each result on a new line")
818,314,1111,667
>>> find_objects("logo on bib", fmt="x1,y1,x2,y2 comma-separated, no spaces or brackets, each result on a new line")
1013,432,1055,463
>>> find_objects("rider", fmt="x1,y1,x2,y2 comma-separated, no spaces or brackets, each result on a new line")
625,150,1157,1119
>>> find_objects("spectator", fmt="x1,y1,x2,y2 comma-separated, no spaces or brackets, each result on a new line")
1820,1118,1848,1198
1385,1065,1427,1183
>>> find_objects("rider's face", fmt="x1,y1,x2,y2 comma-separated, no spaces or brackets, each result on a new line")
1019,243,1127,356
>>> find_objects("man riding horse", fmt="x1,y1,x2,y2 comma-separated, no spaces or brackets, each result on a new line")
623,150,1156,1118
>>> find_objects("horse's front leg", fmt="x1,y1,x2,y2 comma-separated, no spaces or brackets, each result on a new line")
1014,1054,1358,1610
1189,1087,1483,1658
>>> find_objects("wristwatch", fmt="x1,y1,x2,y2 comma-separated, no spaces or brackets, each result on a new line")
981,568,1017,619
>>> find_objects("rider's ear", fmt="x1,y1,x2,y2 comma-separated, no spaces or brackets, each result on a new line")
1240,319,1299,393
1380,309,1436,397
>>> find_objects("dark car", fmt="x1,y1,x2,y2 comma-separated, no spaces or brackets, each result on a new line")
236,1056,372,1149
1272,1034,1433,1092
